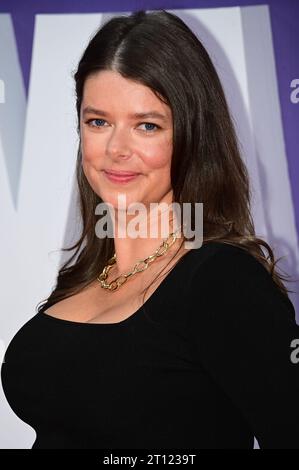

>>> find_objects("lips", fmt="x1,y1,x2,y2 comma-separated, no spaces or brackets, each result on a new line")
103,170,141,184
104,169,140,176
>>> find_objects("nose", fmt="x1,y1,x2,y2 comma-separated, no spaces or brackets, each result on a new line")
106,126,133,160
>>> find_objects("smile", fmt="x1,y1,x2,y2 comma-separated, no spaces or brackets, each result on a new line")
103,171,141,184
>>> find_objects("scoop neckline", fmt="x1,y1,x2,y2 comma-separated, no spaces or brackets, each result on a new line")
38,246,196,328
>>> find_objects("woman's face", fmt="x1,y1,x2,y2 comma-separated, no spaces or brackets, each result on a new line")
80,70,173,218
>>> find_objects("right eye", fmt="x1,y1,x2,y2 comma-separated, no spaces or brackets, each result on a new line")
85,118,107,128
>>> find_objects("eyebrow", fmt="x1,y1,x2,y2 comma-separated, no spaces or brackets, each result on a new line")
82,106,168,122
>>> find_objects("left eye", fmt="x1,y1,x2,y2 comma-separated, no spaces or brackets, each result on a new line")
139,122,159,132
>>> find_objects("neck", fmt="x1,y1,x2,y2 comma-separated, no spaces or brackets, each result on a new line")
109,204,185,276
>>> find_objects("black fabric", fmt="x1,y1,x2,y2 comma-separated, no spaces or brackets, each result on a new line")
1,241,299,449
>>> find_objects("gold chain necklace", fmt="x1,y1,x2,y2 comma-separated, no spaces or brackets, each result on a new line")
97,226,183,291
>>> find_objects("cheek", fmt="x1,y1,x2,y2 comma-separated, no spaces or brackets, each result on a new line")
142,139,172,170
81,132,103,165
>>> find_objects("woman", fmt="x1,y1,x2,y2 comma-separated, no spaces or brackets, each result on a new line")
1,9,299,449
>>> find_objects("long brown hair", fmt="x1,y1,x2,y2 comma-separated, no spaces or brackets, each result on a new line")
36,9,295,314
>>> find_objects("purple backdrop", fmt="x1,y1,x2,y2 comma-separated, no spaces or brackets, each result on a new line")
1,0,298,244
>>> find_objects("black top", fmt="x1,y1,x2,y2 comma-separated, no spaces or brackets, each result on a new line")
1,242,299,449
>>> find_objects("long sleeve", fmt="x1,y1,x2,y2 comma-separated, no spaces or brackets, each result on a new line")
2,241,298,449
189,245,299,449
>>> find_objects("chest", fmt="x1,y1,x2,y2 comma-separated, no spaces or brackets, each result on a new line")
44,269,169,324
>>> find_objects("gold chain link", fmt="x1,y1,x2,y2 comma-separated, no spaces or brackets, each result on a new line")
97,226,184,291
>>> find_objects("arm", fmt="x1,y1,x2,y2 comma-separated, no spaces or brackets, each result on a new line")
190,245,299,449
